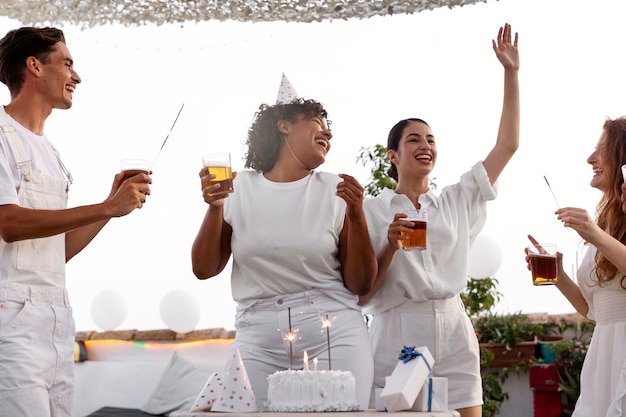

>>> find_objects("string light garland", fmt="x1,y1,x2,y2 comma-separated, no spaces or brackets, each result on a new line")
0,0,491,28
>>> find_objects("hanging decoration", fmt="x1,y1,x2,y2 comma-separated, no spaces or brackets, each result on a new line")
0,0,492,29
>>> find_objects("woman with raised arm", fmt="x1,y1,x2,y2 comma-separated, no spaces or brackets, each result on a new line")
361,24,520,417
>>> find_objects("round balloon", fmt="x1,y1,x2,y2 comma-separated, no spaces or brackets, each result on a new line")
91,288,129,331
468,233,503,279
159,289,201,333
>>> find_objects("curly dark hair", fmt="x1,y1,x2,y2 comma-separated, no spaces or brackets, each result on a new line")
0,27,66,95
386,118,430,181
594,116,626,287
244,98,329,172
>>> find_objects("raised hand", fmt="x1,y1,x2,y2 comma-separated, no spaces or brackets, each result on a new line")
336,174,365,219
492,23,519,71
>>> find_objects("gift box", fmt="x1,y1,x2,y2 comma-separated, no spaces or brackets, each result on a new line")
411,377,448,412
380,346,435,412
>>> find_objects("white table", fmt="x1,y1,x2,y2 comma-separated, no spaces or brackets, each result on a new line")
171,411,460,417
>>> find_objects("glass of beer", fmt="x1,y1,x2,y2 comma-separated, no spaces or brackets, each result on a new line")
201,152,234,193
120,158,150,178
527,243,558,285
400,209,428,251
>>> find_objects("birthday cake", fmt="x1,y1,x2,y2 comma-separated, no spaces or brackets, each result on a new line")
266,369,359,412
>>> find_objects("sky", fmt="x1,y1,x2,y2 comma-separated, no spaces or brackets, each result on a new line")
1,0,626,332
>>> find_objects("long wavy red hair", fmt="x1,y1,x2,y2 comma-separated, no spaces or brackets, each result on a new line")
594,117,626,287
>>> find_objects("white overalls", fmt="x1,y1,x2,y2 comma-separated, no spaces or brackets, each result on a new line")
0,115,75,417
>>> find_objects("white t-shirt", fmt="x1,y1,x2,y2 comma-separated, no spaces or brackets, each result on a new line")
362,161,497,314
224,170,353,302
0,106,65,205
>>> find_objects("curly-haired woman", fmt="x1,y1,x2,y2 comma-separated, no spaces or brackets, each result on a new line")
191,82,376,410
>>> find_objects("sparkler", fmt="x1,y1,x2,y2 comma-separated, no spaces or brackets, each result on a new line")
543,176,561,209
283,307,296,368
150,103,184,170
322,314,332,370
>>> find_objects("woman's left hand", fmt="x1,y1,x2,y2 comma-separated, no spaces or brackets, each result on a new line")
555,207,602,243
336,174,365,218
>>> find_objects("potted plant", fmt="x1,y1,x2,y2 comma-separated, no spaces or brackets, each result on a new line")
474,311,546,368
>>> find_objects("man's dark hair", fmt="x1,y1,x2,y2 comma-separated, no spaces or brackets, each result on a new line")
0,27,65,95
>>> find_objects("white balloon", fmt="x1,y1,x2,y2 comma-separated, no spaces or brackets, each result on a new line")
159,289,201,333
468,233,503,279
91,289,129,331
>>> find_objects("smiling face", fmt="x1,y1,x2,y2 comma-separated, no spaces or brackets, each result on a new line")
588,133,611,192
280,112,332,170
37,42,81,109
388,120,436,180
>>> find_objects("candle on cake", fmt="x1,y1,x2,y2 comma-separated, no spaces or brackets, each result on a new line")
303,350,309,371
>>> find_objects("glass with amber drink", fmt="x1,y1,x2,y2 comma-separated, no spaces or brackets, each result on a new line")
400,209,428,251
528,243,558,285
201,152,234,193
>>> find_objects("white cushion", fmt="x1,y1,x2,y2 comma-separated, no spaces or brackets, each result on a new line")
140,351,220,415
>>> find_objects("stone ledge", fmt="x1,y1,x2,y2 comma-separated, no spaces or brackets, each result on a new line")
75,327,236,342
75,313,584,342
525,312,582,326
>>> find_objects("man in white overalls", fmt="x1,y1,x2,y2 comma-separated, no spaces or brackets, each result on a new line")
0,27,152,417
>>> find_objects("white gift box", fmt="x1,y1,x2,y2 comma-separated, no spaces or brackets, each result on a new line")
380,346,435,412
411,377,448,412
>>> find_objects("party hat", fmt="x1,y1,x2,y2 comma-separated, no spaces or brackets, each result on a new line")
189,372,223,412
276,73,299,104
211,347,258,412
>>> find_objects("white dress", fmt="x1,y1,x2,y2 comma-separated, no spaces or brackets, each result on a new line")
573,245,626,416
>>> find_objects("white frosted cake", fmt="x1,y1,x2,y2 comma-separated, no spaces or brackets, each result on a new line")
266,369,359,412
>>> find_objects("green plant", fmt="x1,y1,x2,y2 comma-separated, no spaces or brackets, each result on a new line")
461,277,502,318
356,144,396,197
549,320,595,415
474,311,546,349
481,365,509,417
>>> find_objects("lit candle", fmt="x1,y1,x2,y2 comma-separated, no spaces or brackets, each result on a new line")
313,357,318,371
303,350,309,371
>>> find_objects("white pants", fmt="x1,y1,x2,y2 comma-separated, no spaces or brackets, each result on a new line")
0,283,75,417
369,296,482,410
233,289,374,410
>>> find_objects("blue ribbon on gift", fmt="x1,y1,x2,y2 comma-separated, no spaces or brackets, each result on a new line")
427,377,433,412
397,345,432,371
